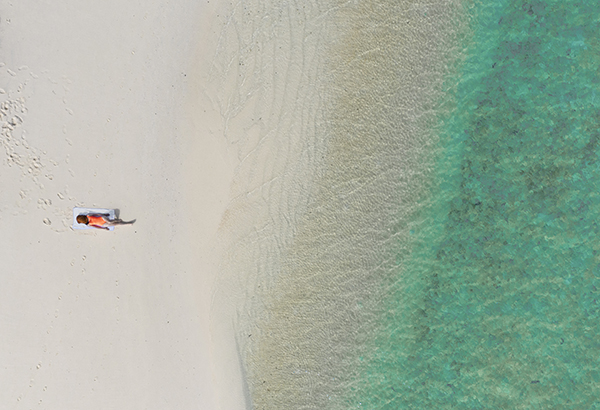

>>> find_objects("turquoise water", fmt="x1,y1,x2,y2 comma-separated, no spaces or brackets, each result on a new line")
350,1,600,408
211,0,600,408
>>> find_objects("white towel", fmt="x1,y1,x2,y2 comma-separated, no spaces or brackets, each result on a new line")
72,207,116,231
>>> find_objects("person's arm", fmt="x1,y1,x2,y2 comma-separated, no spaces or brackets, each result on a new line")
90,224,110,230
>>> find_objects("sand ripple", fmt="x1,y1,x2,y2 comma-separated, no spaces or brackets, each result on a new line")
209,1,466,408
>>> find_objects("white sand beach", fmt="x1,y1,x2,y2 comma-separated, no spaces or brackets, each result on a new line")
0,1,246,408
1,0,463,408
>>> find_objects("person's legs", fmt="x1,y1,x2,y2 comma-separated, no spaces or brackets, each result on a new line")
105,218,136,226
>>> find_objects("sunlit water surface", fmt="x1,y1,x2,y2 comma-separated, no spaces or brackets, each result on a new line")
211,0,600,408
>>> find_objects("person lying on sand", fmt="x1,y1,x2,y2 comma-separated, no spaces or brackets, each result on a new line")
76,214,135,230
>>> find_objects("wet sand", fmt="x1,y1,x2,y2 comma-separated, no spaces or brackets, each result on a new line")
209,0,466,409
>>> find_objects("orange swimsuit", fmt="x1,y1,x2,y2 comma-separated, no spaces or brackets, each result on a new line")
87,215,107,227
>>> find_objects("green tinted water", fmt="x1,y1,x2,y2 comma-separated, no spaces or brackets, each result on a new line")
211,0,600,408
350,1,600,408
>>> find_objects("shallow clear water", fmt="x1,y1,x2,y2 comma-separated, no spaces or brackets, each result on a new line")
212,0,600,408
349,1,600,408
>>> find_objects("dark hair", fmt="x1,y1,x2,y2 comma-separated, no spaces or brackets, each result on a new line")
76,215,89,225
